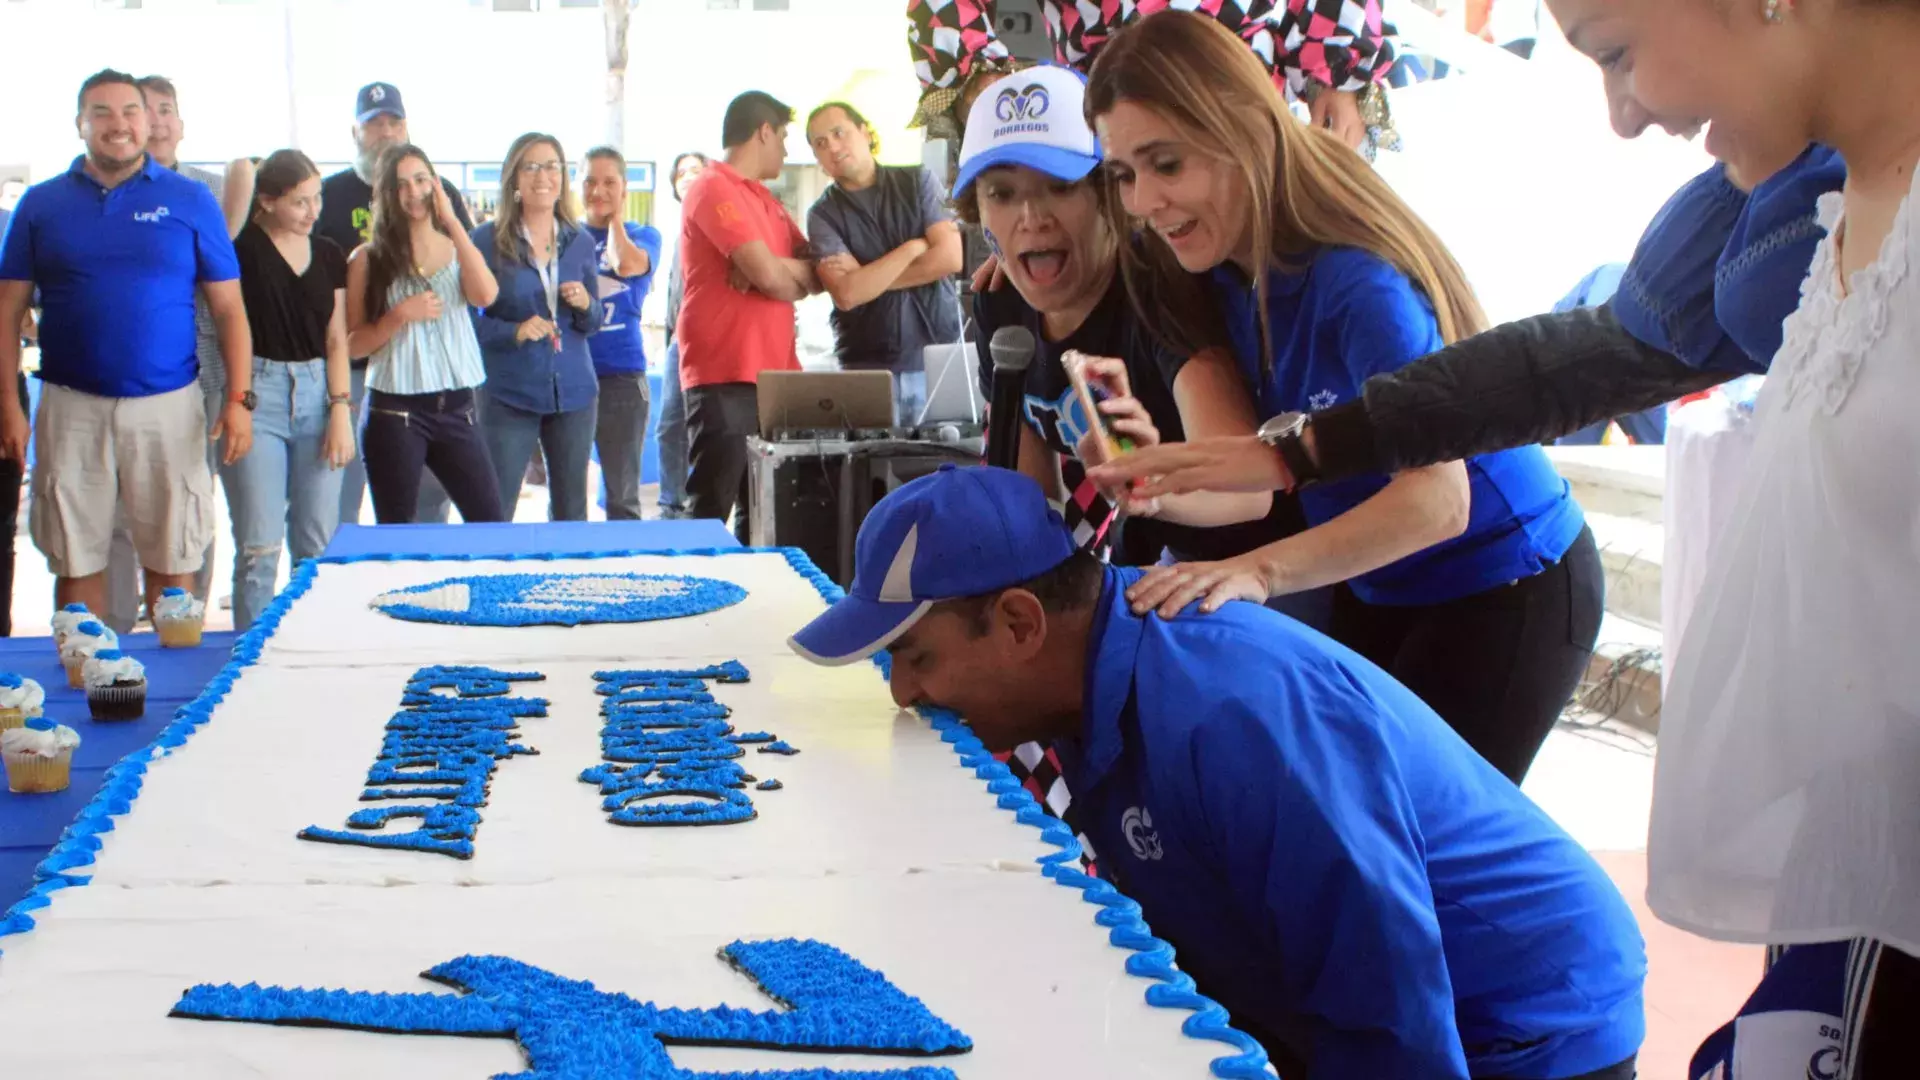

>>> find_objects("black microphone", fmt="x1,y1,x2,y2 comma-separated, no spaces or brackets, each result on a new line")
986,326,1035,471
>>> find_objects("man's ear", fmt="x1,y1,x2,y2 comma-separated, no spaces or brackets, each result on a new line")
993,589,1049,661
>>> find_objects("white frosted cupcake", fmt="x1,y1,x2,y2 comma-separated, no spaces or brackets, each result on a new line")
60,621,118,690
154,587,206,648
83,649,147,721
0,672,47,730
2,716,80,793
51,603,93,653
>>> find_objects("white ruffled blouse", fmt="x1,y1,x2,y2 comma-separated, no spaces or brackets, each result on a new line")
1649,167,1920,955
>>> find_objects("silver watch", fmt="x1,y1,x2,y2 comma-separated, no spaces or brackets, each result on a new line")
1255,412,1320,488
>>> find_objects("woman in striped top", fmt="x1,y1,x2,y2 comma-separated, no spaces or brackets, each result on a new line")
344,144,506,524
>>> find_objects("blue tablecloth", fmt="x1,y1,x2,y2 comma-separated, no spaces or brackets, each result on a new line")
0,632,237,909
322,518,738,558
3,520,741,913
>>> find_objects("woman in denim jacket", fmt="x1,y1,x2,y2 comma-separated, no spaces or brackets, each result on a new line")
469,132,600,520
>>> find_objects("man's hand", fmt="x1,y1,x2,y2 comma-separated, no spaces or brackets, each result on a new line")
728,264,758,295
214,400,253,465
971,253,1008,294
1309,88,1367,150
1126,553,1275,619
0,404,26,464
559,281,592,311
1087,435,1294,501
392,291,442,325
515,315,556,344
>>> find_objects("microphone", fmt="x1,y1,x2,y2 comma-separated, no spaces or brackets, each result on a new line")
986,326,1036,471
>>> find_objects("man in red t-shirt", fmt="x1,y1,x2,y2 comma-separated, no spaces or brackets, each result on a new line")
676,90,819,541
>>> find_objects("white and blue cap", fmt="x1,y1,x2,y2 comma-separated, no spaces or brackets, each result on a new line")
789,465,1078,667
952,65,1101,200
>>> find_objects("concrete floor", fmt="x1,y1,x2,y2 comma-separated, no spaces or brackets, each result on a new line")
5,476,1758,1075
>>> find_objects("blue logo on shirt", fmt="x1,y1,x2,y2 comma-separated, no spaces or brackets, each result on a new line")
1022,387,1092,459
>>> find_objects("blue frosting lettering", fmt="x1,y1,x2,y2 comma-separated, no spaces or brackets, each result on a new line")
581,662,792,827
171,937,971,1078
298,666,548,860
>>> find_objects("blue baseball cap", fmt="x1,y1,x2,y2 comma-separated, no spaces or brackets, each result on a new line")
355,82,406,125
789,465,1077,667
952,65,1101,200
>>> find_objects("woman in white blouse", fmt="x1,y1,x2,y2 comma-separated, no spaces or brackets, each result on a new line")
1540,0,1920,1071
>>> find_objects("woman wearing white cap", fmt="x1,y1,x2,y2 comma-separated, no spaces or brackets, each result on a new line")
951,64,1275,570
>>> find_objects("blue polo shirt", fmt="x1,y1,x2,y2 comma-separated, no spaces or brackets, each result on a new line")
0,154,238,398
1059,566,1646,1078
1214,248,1584,605
470,220,601,415
584,222,662,377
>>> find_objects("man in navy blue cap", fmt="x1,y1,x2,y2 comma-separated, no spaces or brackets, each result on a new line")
316,81,472,531
791,464,1647,1080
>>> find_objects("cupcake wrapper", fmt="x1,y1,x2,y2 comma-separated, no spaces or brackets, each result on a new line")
5,748,73,793
88,682,148,721
0,707,22,731
157,617,204,648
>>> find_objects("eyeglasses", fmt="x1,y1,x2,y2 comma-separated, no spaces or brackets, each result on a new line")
519,161,564,176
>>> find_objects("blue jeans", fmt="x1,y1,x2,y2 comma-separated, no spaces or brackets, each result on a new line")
894,369,928,427
655,343,690,514
218,359,345,631
482,393,597,522
340,365,452,526
595,372,650,521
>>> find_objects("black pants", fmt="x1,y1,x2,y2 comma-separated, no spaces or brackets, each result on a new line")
0,373,25,636
362,388,506,525
1329,525,1604,784
684,381,758,544
1849,940,1920,1077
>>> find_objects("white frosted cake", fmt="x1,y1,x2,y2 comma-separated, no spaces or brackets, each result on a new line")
0,548,1270,1078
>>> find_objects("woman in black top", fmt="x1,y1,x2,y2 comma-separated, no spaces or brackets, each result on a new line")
223,149,354,631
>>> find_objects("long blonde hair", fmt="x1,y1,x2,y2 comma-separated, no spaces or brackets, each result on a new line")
1085,11,1486,370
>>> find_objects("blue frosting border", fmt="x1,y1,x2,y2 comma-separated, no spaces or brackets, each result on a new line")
0,544,1271,1079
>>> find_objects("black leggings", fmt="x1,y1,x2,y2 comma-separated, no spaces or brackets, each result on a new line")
362,388,506,525
1329,526,1604,784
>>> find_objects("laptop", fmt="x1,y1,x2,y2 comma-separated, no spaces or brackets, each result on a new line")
914,342,983,427
757,370,898,438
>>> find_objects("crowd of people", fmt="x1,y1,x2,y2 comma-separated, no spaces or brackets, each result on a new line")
2,0,1916,1074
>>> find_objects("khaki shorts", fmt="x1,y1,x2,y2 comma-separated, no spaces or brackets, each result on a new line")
30,382,217,579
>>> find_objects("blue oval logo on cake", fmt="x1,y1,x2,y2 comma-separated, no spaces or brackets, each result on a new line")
370,573,749,628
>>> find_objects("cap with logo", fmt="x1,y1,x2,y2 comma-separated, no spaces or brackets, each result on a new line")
951,64,1101,200
788,465,1077,667
355,82,406,125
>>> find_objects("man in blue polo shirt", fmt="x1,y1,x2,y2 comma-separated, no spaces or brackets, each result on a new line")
0,69,253,617
790,464,1646,1080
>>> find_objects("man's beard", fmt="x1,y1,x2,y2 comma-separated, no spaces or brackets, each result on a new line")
354,141,395,183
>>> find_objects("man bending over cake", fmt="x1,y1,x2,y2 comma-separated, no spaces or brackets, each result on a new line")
789,465,1645,1080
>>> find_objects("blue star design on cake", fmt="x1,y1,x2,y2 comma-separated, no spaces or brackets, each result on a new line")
170,938,971,1079
371,573,749,628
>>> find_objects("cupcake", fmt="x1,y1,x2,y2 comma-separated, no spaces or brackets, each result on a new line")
60,620,118,690
154,587,206,648
2,716,80,794
0,673,46,730
51,602,93,653
83,649,147,721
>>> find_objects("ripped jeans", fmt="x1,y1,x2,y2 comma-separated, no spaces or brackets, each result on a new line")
218,358,345,631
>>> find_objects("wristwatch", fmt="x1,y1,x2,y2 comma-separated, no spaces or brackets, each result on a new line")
1256,411,1320,490
230,389,257,412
